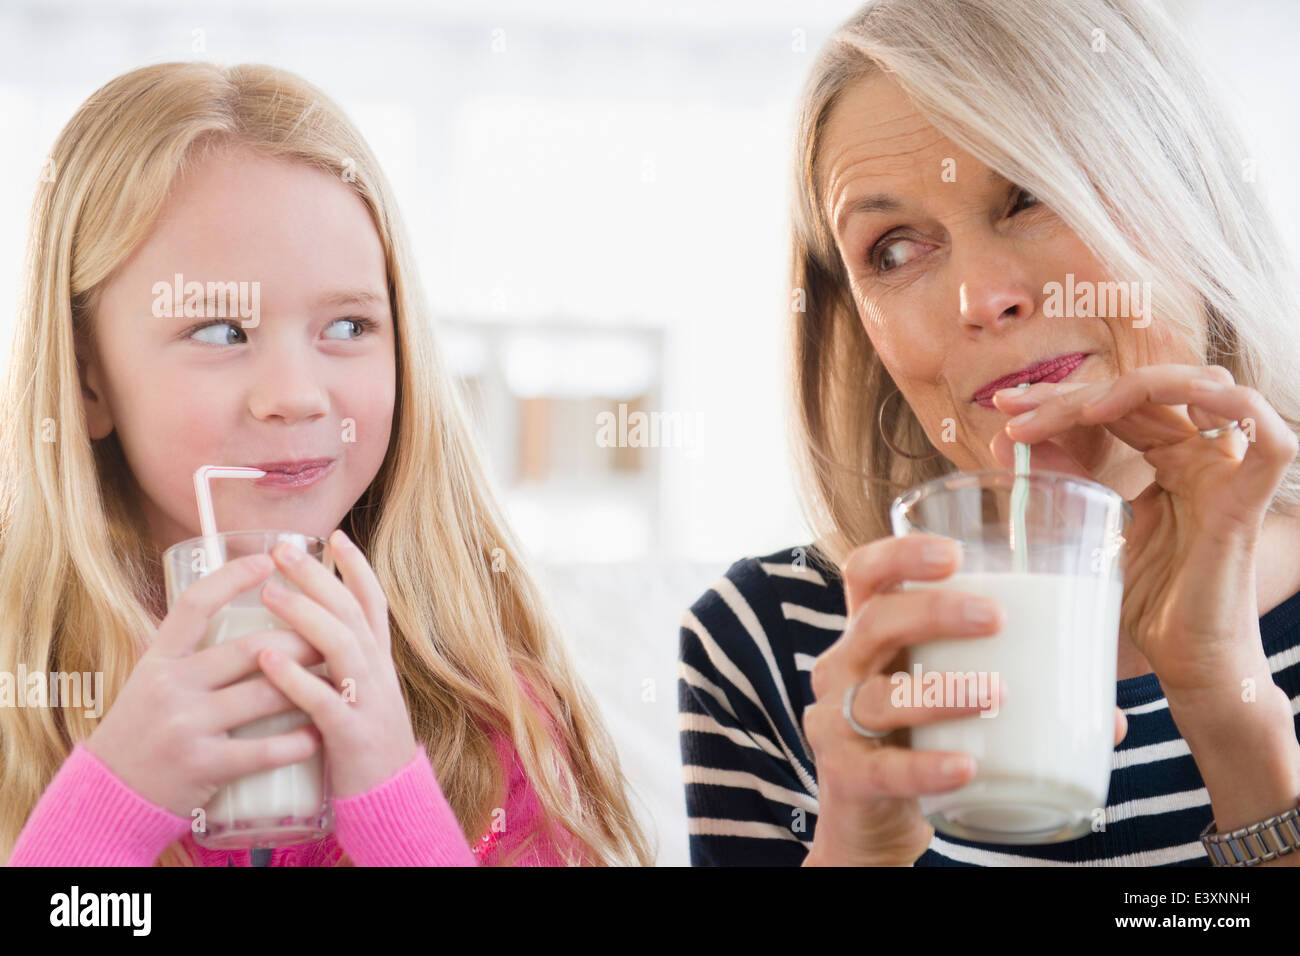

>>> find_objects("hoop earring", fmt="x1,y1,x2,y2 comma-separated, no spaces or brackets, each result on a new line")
877,387,941,461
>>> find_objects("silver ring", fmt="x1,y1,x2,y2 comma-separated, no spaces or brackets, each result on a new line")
1198,420,1241,440
843,682,890,739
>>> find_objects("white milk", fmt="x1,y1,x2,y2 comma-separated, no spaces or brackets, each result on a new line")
903,571,1120,843
196,605,330,848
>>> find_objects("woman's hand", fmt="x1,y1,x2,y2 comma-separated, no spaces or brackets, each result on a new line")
85,554,327,818
802,534,1128,867
992,363,1300,701
257,529,419,800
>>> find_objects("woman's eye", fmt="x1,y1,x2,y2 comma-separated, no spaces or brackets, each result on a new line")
869,188,1041,274
188,321,245,345
871,236,923,274
1012,188,1040,212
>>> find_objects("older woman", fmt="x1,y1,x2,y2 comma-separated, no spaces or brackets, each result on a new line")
679,0,1300,866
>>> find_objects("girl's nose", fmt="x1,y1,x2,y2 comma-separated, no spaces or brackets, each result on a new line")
247,354,330,424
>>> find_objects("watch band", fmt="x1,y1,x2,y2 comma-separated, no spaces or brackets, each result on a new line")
1200,803,1300,866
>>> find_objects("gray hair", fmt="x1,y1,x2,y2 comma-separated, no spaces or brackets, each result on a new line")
789,0,1300,565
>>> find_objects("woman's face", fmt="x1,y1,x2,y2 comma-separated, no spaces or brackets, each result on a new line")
80,143,396,553
817,74,1202,480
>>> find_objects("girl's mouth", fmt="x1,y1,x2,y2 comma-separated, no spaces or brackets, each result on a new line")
252,458,336,489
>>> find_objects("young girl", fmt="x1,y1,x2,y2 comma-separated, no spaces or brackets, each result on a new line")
0,61,653,867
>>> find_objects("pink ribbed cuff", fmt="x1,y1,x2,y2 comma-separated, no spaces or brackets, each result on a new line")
7,742,192,867
330,746,477,867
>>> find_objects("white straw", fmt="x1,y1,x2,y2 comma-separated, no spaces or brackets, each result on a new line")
192,466,267,571
1010,383,1032,574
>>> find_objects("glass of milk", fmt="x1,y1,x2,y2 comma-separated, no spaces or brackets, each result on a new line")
162,530,335,850
889,470,1131,844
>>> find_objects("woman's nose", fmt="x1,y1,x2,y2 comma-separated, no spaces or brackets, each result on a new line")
954,242,1037,331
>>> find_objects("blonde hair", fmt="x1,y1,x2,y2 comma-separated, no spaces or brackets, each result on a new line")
0,62,653,867
789,0,1300,568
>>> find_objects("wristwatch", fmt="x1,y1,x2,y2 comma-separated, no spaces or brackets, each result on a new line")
1200,803,1300,866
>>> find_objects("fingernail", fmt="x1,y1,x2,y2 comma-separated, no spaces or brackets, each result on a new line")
964,598,996,624
262,648,280,664
249,554,274,574
263,580,283,599
941,756,971,776
1008,410,1037,426
922,543,954,567
1190,379,1224,393
277,542,303,563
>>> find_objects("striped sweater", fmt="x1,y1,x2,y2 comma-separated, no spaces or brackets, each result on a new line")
678,543,1300,866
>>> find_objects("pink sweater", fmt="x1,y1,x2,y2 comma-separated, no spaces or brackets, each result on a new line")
6,729,574,867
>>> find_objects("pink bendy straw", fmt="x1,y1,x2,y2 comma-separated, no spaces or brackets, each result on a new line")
193,465,267,570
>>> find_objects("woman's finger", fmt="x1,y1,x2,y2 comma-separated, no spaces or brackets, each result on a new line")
987,427,1094,478
1003,364,1242,444
833,588,1004,683
845,671,1006,737
840,534,962,620
1181,381,1299,506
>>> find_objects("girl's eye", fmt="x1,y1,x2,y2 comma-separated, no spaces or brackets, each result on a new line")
186,317,379,345
868,187,1041,275
188,321,246,346
323,317,379,340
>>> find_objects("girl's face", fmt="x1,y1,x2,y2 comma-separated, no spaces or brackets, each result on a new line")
817,74,1202,484
80,143,396,553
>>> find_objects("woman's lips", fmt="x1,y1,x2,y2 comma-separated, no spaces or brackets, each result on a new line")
253,459,336,489
974,353,1089,410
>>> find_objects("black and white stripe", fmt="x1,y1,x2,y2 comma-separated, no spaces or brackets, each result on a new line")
678,544,1300,866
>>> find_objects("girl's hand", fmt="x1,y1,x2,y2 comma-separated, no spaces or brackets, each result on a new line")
258,529,418,799
803,534,1127,867
991,363,1300,700
85,554,327,818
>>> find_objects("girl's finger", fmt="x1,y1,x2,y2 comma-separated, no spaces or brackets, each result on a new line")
186,627,325,690
258,648,347,731
271,539,372,644
212,724,322,782
329,529,392,657
202,673,300,733
259,578,368,688
152,554,276,660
